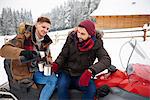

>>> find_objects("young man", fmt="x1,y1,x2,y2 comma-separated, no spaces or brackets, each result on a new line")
0,16,57,100
52,19,111,100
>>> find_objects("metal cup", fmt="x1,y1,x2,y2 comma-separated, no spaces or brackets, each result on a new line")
44,64,51,76
38,61,45,72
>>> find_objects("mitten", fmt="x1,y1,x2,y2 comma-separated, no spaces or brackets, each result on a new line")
20,50,39,60
52,62,59,73
79,69,92,86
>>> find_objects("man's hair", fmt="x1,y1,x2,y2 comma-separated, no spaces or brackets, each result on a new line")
37,16,51,24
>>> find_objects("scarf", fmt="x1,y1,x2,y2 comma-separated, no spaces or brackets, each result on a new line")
24,37,34,50
77,36,96,52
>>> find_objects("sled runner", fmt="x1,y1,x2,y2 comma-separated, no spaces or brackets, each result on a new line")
0,82,18,100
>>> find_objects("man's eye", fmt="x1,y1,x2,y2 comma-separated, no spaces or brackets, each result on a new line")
80,33,85,35
47,28,49,31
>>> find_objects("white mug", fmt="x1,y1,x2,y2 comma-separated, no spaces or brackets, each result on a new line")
38,61,45,72
44,64,51,76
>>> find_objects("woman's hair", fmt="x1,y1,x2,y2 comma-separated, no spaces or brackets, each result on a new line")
37,16,51,24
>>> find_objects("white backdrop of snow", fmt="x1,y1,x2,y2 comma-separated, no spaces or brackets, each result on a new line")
0,29,150,86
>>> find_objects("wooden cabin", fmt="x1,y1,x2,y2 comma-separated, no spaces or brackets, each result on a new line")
90,0,150,30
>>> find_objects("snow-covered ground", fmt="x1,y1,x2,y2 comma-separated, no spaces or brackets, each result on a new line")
0,28,150,86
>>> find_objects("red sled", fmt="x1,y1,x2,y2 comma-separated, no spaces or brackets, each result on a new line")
94,64,150,99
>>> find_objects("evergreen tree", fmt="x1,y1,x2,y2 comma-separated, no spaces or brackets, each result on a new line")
47,0,100,30
0,8,33,35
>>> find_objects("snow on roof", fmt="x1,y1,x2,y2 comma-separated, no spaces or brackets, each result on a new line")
91,0,150,16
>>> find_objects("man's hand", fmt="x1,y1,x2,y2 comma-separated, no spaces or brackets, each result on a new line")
79,69,92,87
20,50,39,60
52,62,59,73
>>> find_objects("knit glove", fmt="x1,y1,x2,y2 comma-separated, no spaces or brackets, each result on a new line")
52,62,59,73
79,69,92,87
20,50,39,60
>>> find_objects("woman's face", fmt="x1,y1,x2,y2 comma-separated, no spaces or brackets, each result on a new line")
35,22,51,39
77,27,89,42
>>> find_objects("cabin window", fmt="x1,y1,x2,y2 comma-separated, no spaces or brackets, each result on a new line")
91,17,96,23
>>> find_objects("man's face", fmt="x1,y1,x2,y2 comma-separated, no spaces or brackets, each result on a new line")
35,22,51,39
77,27,89,42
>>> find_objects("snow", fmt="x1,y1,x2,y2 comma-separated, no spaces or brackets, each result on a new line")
0,28,150,86
0,36,8,86
90,0,150,16
0,35,16,86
